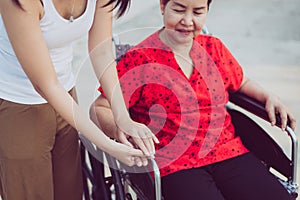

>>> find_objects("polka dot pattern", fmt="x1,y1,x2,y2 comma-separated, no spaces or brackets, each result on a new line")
99,31,249,177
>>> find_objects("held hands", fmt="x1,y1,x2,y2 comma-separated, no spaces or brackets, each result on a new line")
107,141,146,167
265,94,296,131
115,128,150,166
102,125,152,167
115,117,159,163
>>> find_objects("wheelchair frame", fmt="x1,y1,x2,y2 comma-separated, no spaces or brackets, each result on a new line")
80,33,298,200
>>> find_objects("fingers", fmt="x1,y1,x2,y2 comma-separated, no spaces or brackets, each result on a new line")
110,142,146,167
131,136,153,157
278,107,288,131
134,156,143,167
139,128,155,156
266,99,296,131
128,148,148,167
129,147,144,157
289,113,297,131
117,127,153,157
118,129,134,148
152,133,160,144
286,109,297,131
132,156,148,167
266,105,287,130
140,156,149,166
265,102,276,126
124,122,158,158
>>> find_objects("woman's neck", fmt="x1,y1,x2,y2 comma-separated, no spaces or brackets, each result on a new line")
159,29,193,57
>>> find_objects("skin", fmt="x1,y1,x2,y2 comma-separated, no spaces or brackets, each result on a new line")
91,0,296,162
0,0,160,166
160,0,207,48
159,0,208,79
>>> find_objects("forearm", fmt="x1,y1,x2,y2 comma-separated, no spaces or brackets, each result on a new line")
100,63,132,124
88,0,132,127
41,84,146,166
237,76,297,130
39,83,115,152
90,95,119,139
238,77,271,104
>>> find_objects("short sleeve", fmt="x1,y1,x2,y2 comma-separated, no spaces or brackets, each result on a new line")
215,38,244,92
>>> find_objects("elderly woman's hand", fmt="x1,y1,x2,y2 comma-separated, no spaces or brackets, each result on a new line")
116,118,159,159
115,127,151,167
265,94,296,131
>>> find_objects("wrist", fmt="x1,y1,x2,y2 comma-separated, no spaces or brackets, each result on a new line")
114,113,132,128
101,137,118,153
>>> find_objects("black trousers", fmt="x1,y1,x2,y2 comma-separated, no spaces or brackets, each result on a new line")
161,153,291,200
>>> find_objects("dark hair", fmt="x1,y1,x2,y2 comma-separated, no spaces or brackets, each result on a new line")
104,0,131,18
12,0,131,18
162,0,212,9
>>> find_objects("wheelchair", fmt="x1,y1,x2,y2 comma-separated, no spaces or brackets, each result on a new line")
80,33,299,200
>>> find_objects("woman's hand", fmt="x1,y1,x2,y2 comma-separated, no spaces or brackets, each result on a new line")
265,94,296,131
107,140,147,167
238,77,296,131
116,118,159,158
90,95,158,166
115,127,150,166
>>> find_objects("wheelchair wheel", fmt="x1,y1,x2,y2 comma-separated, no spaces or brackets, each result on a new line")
125,193,134,200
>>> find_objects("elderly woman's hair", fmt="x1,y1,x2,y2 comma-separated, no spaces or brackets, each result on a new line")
162,0,212,9
12,0,131,18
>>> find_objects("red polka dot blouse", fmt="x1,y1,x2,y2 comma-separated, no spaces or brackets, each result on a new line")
99,30,249,177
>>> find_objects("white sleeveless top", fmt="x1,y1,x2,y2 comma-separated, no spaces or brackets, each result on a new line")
0,0,97,104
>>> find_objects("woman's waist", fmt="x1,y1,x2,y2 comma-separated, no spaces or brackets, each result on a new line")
0,68,75,104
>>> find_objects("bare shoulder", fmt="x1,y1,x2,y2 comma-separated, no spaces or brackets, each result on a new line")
0,0,43,18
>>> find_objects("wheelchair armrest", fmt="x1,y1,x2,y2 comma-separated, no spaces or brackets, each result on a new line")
229,91,291,128
229,91,298,185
